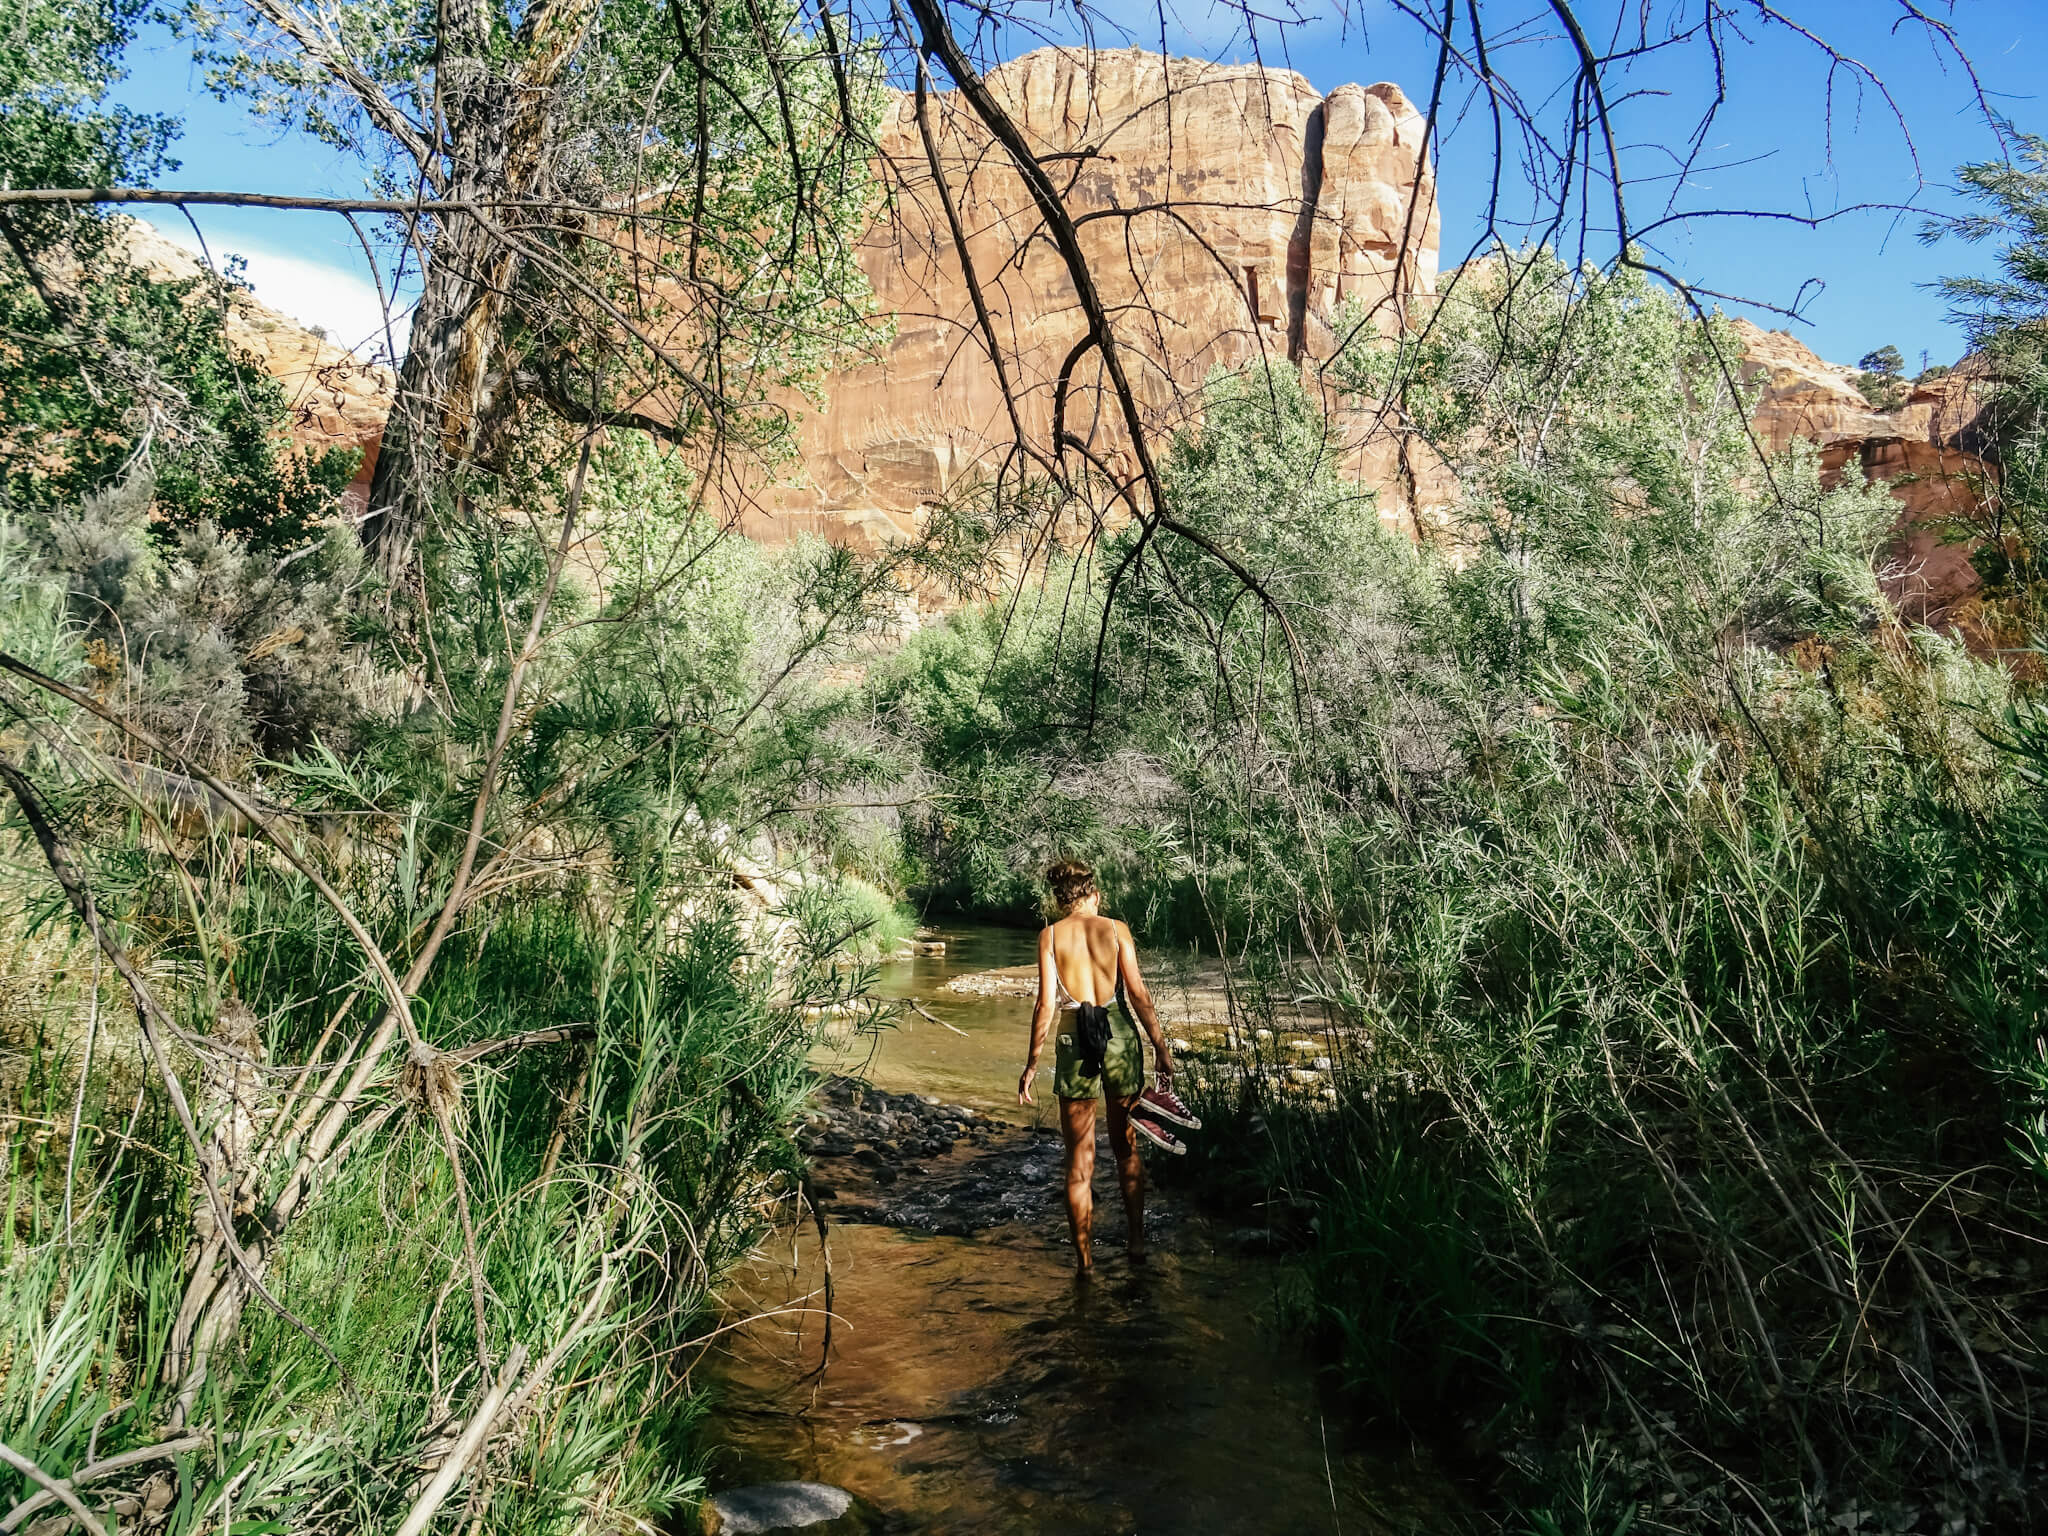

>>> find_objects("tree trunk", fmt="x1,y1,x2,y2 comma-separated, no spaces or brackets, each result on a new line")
362,0,599,579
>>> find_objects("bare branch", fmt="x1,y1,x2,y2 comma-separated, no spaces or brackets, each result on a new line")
0,1441,109,1536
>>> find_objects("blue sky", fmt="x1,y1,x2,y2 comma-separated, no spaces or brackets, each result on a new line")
1332,0,2043,371
109,1,2041,369
113,24,411,359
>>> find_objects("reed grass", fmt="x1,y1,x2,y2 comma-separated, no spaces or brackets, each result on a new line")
887,254,2048,1529
0,443,921,1532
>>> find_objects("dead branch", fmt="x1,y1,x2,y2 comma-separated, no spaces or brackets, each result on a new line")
0,755,356,1419
0,1441,109,1536
0,1437,211,1534
391,1345,529,1536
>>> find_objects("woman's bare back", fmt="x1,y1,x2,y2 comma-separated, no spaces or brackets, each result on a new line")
1046,912,1123,1005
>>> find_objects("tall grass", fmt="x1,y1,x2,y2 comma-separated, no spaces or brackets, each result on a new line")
885,254,2048,1528
0,854,840,1531
0,434,925,1531
1177,666,2048,1528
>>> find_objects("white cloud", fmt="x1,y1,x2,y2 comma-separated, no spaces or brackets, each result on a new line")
142,218,412,362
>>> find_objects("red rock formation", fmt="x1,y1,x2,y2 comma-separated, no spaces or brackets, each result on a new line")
747,48,1445,550
122,52,1998,637
117,220,394,513
1735,317,1999,627
1734,317,1892,453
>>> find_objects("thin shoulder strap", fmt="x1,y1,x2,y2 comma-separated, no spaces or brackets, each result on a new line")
1047,927,1073,1004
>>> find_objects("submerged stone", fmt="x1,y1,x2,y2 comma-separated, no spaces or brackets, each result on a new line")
703,1481,855,1533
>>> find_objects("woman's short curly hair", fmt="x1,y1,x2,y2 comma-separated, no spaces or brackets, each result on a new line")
1045,858,1097,912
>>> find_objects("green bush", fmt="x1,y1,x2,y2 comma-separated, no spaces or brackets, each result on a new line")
0,428,931,1533
891,251,2048,1528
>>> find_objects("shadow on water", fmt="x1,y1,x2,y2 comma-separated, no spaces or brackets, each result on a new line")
704,926,1461,1534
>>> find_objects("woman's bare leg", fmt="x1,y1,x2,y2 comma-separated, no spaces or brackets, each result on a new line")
1059,1095,1098,1272
1104,1095,1146,1260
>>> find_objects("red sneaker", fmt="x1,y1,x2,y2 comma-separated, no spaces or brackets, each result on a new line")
1130,1112,1187,1156
1139,1081,1201,1130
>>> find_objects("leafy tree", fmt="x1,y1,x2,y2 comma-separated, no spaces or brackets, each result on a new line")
1853,347,1906,410
0,258,362,547
0,0,360,549
0,0,375,781
0,0,175,265
183,0,882,575
1929,129,2048,348
1924,128,2048,633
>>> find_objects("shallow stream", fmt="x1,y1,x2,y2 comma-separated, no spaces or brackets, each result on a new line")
699,925,1453,1534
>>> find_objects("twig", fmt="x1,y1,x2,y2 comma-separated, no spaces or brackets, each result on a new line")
906,999,968,1037
61,948,100,1242
447,1024,596,1064
405,432,593,988
0,1435,210,1533
0,1439,110,1536
391,1344,529,1536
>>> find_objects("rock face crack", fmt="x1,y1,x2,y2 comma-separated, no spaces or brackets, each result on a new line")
1284,98,1329,364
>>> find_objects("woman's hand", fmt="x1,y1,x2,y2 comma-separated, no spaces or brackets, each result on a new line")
1017,1065,1037,1105
1152,1041,1175,1084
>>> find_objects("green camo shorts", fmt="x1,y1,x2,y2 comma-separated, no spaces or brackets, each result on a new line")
1053,1009,1145,1101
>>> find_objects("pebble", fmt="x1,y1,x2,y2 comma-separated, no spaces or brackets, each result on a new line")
944,970,1038,998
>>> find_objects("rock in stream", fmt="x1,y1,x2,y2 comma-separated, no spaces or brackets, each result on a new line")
702,1479,861,1533
797,1076,1182,1243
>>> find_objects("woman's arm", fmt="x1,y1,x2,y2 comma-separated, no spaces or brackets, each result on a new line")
1019,925,1057,1104
1115,922,1175,1083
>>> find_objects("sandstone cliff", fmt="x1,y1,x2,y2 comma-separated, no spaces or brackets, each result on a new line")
144,48,1998,635
1733,317,1998,627
746,47,1444,549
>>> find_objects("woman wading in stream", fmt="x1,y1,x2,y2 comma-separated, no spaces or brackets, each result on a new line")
1018,859,1200,1272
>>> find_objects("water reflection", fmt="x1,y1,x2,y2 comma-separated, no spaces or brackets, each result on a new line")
709,925,1455,1534
811,924,1047,1126
706,1222,1447,1535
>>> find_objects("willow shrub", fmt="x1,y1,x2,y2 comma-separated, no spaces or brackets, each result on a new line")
890,254,2048,1529
1,891,829,1533
0,432,921,1531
